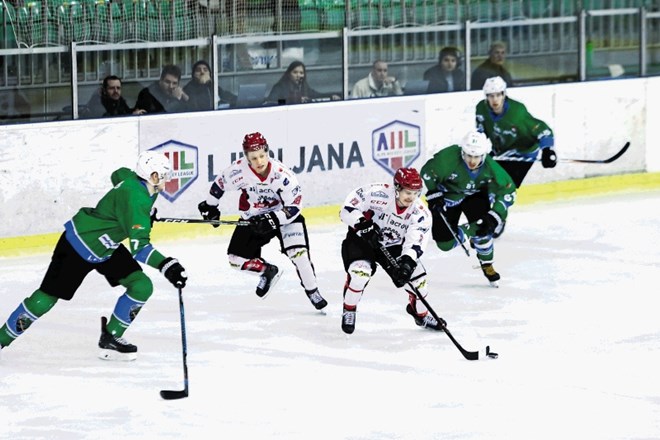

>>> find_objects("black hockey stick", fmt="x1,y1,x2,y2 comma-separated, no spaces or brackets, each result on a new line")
379,245,497,361
160,286,189,400
155,216,250,226
494,141,630,164
437,210,470,257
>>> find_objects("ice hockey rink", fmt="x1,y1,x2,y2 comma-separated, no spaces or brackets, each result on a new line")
1,190,659,440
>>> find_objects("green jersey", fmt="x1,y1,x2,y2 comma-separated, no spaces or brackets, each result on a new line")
475,97,554,157
64,167,166,269
420,145,516,221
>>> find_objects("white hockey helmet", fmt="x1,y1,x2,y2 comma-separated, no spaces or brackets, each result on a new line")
483,76,507,95
461,130,492,157
136,150,172,182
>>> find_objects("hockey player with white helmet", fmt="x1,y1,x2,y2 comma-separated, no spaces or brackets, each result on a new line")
421,131,516,286
476,75,556,237
339,167,446,334
0,150,187,360
197,132,327,311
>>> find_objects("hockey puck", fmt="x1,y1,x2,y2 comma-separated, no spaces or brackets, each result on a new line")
485,346,499,359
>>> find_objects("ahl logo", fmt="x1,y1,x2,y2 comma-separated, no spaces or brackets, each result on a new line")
371,120,421,177
148,140,199,202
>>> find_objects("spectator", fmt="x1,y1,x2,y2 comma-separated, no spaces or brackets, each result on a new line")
266,61,341,105
135,65,190,114
85,75,145,118
350,60,403,99
470,41,514,90
183,60,237,111
423,46,466,93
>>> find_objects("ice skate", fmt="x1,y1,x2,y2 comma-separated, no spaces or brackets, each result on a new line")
98,317,137,361
256,264,282,298
305,288,328,311
341,307,356,334
406,304,445,331
480,263,500,288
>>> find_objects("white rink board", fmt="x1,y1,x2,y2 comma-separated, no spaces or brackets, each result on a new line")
0,76,657,238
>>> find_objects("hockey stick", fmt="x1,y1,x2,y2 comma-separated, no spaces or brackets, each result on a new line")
494,141,630,164
378,245,496,361
160,286,189,400
155,216,250,226
437,210,470,257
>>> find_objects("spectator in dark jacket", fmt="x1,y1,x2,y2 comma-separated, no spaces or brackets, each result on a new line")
266,61,341,105
470,41,514,90
135,65,190,114
183,60,237,111
423,47,466,93
85,75,145,118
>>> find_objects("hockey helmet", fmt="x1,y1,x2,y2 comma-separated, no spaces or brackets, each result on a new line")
242,132,269,153
394,167,423,191
136,150,172,182
461,131,492,157
483,76,507,96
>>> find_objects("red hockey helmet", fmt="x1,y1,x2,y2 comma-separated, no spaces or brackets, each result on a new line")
394,167,423,191
242,132,269,153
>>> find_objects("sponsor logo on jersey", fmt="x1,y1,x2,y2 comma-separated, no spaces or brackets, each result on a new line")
229,169,241,178
132,224,145,230
371,120,421,177
147,140,199,202
371,190,388,198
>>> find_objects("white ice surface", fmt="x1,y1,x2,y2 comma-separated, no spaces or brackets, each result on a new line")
1,191,660,440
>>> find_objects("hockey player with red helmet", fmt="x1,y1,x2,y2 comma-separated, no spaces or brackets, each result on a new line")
198,132,327,311
338,167,445,334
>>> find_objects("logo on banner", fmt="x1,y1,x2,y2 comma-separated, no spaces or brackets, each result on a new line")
148,140,198,202
371,120,421,176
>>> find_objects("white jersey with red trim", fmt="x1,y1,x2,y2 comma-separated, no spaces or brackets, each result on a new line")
340,183,432,259
212,158,303,225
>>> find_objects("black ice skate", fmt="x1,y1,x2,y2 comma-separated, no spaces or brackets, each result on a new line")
406,304,446,331
98,316,137,361
256,264,282,298
480,263,501,288
305,288,328,311
341,307,356,334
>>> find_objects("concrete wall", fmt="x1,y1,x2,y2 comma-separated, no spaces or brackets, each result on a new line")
0,76,656,239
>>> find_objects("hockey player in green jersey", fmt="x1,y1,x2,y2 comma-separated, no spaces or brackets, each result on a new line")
476,75,557,188
420,131,516,286
0,150,187,361
475,75,556,237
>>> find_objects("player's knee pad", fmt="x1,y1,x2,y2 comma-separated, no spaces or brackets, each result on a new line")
347,260,372,292
113,271,152,327
119,271,153,302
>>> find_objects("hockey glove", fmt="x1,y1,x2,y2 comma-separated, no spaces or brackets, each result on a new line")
159,257,188,288
477,211,501,236
250,212,280,236
354,218,381,249
425,191,446,214
541,148,557,168
198,201,221,228
392,254,417,288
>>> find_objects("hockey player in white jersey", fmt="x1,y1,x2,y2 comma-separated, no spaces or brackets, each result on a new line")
339,167,446,334
198,132,327,311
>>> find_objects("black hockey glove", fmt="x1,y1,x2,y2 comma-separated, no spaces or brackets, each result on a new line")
541,148,557,168
354,218,381,249
250,212,280,236
198,201,221,228
425,191,446,214
477,211,501,236
392,254,417,288
159,257,187,288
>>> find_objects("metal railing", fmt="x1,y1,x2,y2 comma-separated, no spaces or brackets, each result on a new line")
1,4,659,124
